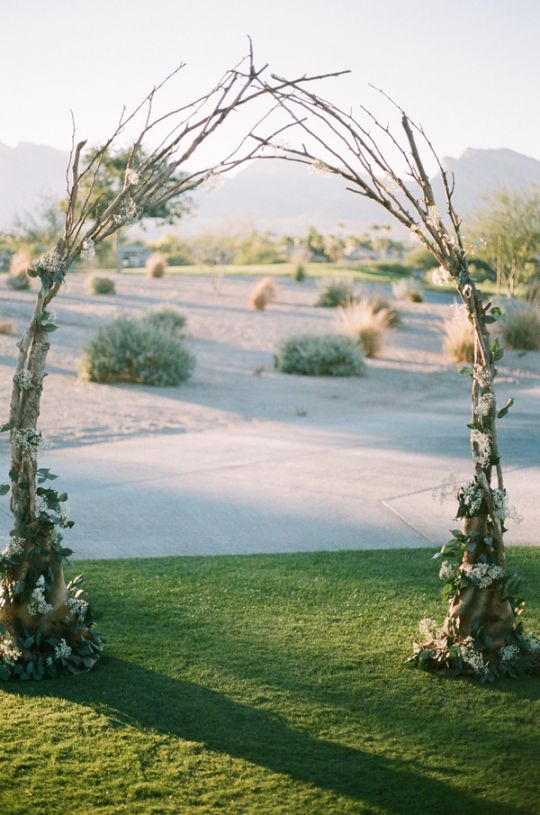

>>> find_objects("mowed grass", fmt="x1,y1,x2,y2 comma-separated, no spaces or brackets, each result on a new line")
0,548,539,815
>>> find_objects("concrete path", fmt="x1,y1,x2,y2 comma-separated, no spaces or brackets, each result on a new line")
1,396,538,559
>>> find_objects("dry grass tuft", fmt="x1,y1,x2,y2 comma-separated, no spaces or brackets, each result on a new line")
250,278,278,311
7,251,31,290
443,305,474,362
0,318,15,334
500,306,540,350
337,301,388,358
146,252,168,278
392,278,424,302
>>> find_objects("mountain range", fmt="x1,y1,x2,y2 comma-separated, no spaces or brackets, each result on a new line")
1,141,539,236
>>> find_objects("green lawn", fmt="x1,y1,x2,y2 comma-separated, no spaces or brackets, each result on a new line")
1,548,538,814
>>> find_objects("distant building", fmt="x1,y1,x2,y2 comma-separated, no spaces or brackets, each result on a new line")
119,242,151,268
0,251,11,272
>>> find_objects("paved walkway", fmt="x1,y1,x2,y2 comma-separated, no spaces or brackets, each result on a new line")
1,398,537,558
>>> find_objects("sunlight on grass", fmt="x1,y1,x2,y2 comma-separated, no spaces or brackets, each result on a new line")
0,548,538,814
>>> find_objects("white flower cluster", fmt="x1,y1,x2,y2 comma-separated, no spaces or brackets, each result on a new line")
458,479,484,516
67,596,88,623
432,266,451,286
477,392,494,419
1,536,25,558
36,251,64,276
458,636,488,677
473,365,492,388
27,575,53,616
12,427,42,459
80,238,95,261
35,496,49,515
519,632,540,653
438,561,456,581
13,370,34,390
461,562,504,589
471,428,491,467
0,638,22,665
499,644,520,662
491,488,507,521
125,168,140,186
426,204,442,230
54,638,72,660
113,197,141,225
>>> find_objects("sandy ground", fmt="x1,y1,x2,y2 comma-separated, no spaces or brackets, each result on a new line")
2,271,538,450
0,272,539,557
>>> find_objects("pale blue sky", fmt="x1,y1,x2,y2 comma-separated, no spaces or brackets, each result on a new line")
1,0,538,168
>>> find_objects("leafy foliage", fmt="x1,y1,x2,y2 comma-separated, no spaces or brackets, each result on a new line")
141,307,187,337
85,274,116,295
316,278,357,307
275,333,366,376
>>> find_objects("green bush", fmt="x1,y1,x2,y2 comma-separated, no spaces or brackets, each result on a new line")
293,263,306,282
275,333,366,377
141,307,187,337
79,315,195,386
500,306,540,351
86,274,116,295
316,279,357,308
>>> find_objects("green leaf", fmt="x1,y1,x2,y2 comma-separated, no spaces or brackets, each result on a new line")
0,422,13,433
57,492,68,503
497,397,514,419
458,366,473,377
42,323,58,333
37,468,59,483
0,484,9,496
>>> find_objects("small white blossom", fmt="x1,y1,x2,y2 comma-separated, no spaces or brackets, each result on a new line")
125,168,140,186
80,238,95,261
54,638,72,660
67,596,88,622
459,636,488,676
27,575,53,616
470,428,491,467
477,393,494,419
499,644,520,662
1,536,25,558
458,480,484,516
473,365,492,388
438,561,455,581
426,204,442,230
0,638,22,665
432,266,451,286
461,562,504,589
13,370,34,390
35,251,64,279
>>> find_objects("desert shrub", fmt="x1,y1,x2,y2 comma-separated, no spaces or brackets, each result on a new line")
275,333,366,376
79,315,195,385
337,301,388,358
146,252,168,278
0,318,15,334
365,260,412,276
392,278,424,302
443,305,474,363
362,293,401,328
316,278,357,307
293,263,306,282
141,307,187,337
499,306,540,351
523,280,540,307
86,274,116,295
7,251,31,290
250,278,278,310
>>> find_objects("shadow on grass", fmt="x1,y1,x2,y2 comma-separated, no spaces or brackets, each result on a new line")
1,656,527,815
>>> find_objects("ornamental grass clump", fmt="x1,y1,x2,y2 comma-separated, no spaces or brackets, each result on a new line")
360,292,401,328
499,305,540,351
392,278,424,302
443,304,475,363
0,318,15,335
79,315,195,386
316,277,357,307
337,301,388,358
6,252,31,291
146,251,168,278
85,274,116,295
275,333,366,376
141,306,187,337
250,277,278,310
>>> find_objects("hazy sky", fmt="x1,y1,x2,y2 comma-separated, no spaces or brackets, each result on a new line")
1,0,539,169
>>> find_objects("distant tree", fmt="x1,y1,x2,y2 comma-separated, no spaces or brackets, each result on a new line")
302,226,328,260
465,188,540,296
11,201,64,257
149,235,194,266
405,245,439,271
